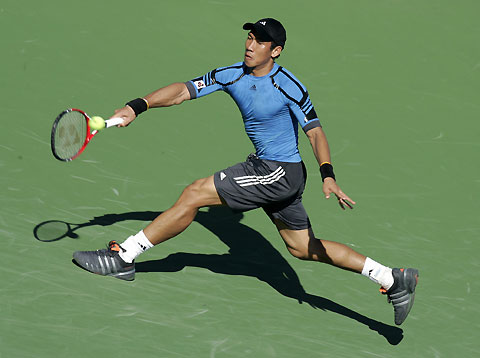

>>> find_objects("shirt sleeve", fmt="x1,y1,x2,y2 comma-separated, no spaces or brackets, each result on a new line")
288,92,321,133
184,69,224,99
274,67,321,133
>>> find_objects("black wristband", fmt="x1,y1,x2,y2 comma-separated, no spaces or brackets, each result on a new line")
125,98,148,116
320,163,335,182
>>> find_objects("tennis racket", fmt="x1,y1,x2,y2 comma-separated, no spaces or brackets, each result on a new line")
51,108,124,161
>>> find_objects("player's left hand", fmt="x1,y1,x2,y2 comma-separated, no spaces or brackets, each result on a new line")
323,178,356,210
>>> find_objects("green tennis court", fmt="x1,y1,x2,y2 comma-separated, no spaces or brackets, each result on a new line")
1,0,479,356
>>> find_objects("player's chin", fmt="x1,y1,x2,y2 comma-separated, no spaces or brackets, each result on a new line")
244,56,255,67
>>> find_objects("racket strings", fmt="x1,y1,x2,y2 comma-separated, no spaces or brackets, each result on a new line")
53,110,87,160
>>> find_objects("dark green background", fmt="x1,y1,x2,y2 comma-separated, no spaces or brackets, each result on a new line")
1,0,479,357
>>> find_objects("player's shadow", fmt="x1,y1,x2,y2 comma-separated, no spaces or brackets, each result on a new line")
34,207,403,345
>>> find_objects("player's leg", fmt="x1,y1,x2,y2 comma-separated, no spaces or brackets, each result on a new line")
72,154,279,281
265,198,389,282
273,219,366,272
72,175,223,280
272,218,418,325
143,175,223,245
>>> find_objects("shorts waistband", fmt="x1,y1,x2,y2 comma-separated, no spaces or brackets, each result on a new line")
247,153,303,166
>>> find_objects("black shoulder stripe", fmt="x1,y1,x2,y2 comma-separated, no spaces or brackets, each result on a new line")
271,65,282,78
212,65,245,87
215,64,244,73
279,69,308,106
279,69,305,95
271,67,309,107
275,85,298,106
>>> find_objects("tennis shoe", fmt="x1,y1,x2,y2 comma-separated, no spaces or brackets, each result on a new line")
380,268,419,325
73,240,135,281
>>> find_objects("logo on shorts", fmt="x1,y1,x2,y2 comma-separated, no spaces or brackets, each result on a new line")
194,80,206,90
260,21,266,26
220,172,227,181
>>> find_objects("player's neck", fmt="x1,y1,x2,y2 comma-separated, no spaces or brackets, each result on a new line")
250,60,275,77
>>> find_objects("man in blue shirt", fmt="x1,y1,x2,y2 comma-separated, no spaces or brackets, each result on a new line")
73,18,418,325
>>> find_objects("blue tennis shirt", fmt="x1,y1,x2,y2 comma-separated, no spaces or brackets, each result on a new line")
185,62,321,163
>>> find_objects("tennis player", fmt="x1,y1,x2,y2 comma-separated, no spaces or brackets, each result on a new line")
73,18,418,325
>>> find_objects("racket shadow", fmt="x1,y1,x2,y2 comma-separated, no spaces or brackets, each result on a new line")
33,208,403,345
33,212,160,242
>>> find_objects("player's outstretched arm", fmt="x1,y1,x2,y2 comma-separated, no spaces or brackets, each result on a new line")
113,83,191,127
306,127,356,210
144,82,191,108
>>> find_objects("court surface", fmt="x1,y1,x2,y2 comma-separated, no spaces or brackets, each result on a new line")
1,0,479,357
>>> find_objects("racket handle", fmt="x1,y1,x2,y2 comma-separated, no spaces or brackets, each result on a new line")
105,117,125,128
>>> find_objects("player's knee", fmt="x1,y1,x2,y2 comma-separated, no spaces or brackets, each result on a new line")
281,229,314,260
181,179,203,200
286,244,310,260
180,178,209,207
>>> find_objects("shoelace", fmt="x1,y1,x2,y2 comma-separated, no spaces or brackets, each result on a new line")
379,287,392,303
107,240,125,255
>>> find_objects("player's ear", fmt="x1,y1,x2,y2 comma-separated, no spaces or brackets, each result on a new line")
271,46,282,59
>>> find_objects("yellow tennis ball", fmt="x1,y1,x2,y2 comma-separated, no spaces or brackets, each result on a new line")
89,116,105,130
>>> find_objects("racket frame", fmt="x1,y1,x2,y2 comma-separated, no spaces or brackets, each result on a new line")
51,108,123,162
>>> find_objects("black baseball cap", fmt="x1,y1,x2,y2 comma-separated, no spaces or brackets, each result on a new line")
243,18,287,48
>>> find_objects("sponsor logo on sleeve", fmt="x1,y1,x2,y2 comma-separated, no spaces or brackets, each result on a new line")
194,80,206,90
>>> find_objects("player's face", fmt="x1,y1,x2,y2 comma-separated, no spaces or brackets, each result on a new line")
244,32,277,68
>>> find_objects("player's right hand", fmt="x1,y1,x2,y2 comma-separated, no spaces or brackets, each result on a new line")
111,106,136,127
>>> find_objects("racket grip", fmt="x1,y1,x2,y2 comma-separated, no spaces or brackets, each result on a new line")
105,117,125,128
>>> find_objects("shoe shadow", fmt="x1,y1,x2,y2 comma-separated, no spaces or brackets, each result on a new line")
34,207,403,345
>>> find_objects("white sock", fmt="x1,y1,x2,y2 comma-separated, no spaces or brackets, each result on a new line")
361,257,394,290
118,230,154,263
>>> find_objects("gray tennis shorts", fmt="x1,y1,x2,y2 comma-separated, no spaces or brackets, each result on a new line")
213,154,311,230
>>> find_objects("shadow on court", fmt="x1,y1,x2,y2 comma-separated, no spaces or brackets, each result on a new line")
34,207,403,345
